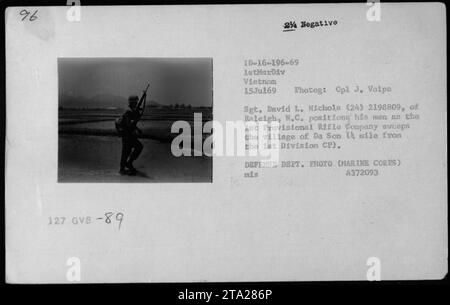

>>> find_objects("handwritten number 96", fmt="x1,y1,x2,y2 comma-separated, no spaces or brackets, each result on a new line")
19,9,38,21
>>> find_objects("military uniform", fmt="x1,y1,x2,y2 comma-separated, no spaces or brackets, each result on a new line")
119,108,143,173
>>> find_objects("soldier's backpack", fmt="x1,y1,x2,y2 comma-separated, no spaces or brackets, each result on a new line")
115,116,126,133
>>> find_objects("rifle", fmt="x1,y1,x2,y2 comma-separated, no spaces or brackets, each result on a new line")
137,83,150,116
127,84,149,134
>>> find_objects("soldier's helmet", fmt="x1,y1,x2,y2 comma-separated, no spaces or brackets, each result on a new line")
128,95,139,106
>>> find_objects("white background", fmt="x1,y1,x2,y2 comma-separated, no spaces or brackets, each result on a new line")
5,3,447,282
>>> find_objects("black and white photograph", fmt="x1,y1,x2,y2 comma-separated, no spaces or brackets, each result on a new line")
3,2,448,289
58,58,213,182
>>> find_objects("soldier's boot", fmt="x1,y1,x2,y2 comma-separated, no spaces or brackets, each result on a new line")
119,167,128,175
125,161,137,174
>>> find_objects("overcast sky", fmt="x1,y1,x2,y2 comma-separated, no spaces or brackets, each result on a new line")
58,58,213,107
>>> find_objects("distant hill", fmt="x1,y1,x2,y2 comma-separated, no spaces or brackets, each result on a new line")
146,100,163,108
59,94,128,109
